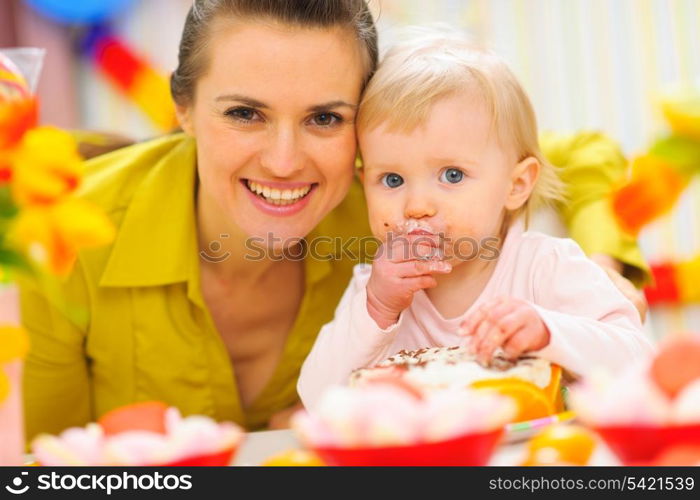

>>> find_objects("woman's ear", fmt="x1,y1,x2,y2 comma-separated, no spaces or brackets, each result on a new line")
505,156,540,210
175,103,194,136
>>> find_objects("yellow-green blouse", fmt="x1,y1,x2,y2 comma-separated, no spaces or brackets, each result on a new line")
19,131,649,440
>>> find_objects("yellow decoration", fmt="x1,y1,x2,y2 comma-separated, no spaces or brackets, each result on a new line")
0,325,28,404
10,126,83,206
524,424,597,466
11,198,115,276
677,254,700,302
0,326,29,363
661,90,700,141
0,372,8,404
261,449,325,466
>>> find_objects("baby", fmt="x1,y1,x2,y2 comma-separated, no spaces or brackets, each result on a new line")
298,28,653,409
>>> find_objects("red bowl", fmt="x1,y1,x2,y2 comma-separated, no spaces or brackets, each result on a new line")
312,428,503,466
594,423,700,465
159,446,238,466
37,446,239,467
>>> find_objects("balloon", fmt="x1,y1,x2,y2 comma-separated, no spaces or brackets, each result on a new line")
24,0,135,25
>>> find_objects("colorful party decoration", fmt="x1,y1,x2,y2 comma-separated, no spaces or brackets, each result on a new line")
25,0,135,25
83,26,178,132
645,255,700,306
0,51,115,278
612,90,700,235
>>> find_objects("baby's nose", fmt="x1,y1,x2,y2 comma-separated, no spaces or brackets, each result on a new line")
404,197,437,219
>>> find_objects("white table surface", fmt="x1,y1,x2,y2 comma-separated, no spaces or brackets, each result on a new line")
232,429,621,466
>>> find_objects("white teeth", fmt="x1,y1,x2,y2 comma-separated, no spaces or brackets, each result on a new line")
246,180,312,203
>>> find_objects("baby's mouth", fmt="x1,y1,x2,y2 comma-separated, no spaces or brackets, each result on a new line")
242,179,317,206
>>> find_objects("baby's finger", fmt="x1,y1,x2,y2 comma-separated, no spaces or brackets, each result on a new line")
459,303,488,336
403,274,439,292
476,323,516,365
387,237,439,262
396,259,451,278
470,313,496,356
491,308,528,338
501,327,533,360
484,298,518,323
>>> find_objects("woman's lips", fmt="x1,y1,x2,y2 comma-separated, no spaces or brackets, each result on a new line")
241,179,318,217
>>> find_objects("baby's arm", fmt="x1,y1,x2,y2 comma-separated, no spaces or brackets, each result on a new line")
462,238,653,378
297,264,403,410
298,235,451,410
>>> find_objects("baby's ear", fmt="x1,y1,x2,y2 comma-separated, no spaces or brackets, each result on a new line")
505,156,540,210
355,153,365,182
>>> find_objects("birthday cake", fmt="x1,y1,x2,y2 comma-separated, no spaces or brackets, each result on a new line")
350,346,562,422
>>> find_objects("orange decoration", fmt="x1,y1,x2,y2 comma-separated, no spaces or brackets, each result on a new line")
612,155,689,235
98,401,169,436
649,334,700,398
525,424,597,466
261,449,325,466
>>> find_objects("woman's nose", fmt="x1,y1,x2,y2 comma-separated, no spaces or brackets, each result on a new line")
259,126,304,177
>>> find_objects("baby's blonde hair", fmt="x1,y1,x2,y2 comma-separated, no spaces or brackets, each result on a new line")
357,26,564,223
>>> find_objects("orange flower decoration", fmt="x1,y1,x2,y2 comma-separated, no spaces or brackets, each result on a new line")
0,97,38,151
11,198,115,276
10,126,83,206
612,154,689,235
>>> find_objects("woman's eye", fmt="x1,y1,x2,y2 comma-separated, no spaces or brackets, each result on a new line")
311,112,341,127
440,167,464,184
381,173,404,188
225,107,258,122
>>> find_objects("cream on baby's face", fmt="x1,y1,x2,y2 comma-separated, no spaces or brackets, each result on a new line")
359,91,522,261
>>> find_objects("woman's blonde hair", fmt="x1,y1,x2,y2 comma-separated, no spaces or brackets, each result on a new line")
357,26,564,223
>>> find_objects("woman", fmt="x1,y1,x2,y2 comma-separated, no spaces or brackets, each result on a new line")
20,0,647,439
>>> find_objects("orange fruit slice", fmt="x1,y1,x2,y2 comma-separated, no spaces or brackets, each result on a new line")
525,424,597,466
543,364,563,412
471,377,554,423
98,401,169,436
261,449,325,466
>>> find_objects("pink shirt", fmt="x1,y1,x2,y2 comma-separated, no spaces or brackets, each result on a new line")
298,222,654,410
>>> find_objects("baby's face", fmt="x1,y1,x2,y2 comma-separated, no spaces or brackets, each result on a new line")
359,91,519,262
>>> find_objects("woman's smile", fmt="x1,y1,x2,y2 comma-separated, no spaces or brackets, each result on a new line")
241,178,319,216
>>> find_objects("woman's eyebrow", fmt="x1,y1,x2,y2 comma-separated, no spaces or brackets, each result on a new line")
307,100,357,113
214,95,356,113
215,94,268,108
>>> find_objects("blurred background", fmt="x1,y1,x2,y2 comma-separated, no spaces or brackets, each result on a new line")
1,0,699,336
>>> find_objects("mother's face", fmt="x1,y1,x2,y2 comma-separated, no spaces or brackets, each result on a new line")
178,20,365,245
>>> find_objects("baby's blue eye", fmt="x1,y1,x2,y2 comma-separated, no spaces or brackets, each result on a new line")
440,168,464,184
382,173,404,188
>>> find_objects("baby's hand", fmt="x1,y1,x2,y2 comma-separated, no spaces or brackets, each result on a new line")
459,297,550,366
366,235,451,329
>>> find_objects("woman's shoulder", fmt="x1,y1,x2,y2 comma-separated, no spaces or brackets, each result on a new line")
77,133,193,216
